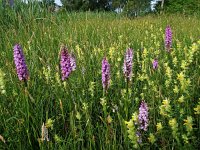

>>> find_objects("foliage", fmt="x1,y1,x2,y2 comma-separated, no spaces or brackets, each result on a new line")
0,7,200,149
123,0,151,17
154,0,200,15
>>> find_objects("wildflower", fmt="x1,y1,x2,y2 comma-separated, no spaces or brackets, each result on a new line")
123,48,133,81
125,114,139,148
152,58,158,70
42,66,51,84
173,85,179,94
76,111,81,120
45,118,54,130
169,118,179,140
184,116,193,133
136,131,142,143
138,101,149,131
41,123,49,142
102,57,110,91
156,122,163,132
60,46,76,81
13,44,29,81
182,134,189,144
54,134,62,143
159,99,171,117
148,133,156,144
194,102,200,114
107,115,113,124
178,95,184,103
88,81,95,97
0,69,6,94
165,25,172,51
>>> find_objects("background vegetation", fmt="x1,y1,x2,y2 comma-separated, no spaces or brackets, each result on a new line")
0,1,200,150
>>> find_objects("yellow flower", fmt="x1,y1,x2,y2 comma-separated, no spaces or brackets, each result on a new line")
181,60,187,70
156,122,163,132
88,81,95,97
76,111,81,120
169,118,178,129
46,118,54,129
194,102,200,114
107,115,112,124
131,112,138,123
166,66,172,79
178,95,184,103
173,85,179,94
125,120,134,128
182,134,189,144
169,118,179,138
0,69,6,95
160,99,171,117
177,72,185,82
148,133,156,144
54,134,62,143
173,57,178,66
184,116,193,133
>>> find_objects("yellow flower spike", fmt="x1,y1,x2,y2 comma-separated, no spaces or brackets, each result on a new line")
100,98,106,107
191,43,198,52
173,57,178,66
173,85,179,94
116,71,120,79
55,72,61,86
177,72,185,82
160,99,171,117
182,134,189,144
197,40,200,45
181,60,188,70
166,66,172,79
169,118,179,139
184,116,193,133
76,111,81,120
178,95,184,103
142,48,148,58
121,89,126,99
107,115,112,124
109,47,115,61
131,112,138,123
0,69,6,95
125,120,134,128
148,133,156,144
194,102,200,114
46,118,54,129
169,118,178,129
180,109,184,115
156,122,163,132
54,134,62,143
82,102,88,111
117,57,121,62
88,81,95,97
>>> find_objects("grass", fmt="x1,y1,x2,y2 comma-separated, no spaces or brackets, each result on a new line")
0,6,200,149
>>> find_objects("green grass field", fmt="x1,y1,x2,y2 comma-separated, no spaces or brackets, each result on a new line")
0,7,200,149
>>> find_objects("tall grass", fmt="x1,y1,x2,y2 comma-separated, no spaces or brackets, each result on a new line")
0,6,200,149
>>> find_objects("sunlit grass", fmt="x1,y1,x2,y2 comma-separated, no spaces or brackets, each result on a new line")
0,7,200,149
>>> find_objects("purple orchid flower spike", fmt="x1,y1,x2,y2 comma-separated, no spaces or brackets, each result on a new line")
123,48,133,82
102,57,110,91
60,46,76,81
13,44,29,81
165,25,172,52
152,58,158,70
138,101,149,131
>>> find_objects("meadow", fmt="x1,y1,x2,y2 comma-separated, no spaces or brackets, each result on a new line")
0,7,200,149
